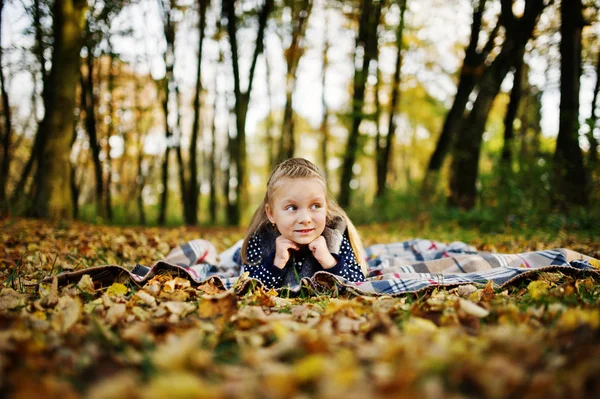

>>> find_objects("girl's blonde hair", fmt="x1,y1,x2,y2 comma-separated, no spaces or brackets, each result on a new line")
242,157,367,276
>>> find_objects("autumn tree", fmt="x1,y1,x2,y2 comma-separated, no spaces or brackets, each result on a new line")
375,0,407,199
553,0,588,208
10,0,51,208
0,0,12,212
276,0,314,162
339,0,383,208
79,1,126,220
184,0,210,225
157,0,181,225
222,0,274,225
501,54,525,168
421,0,499,195
32,0,88,219
587,48,600,174
448,0,546,209
319,3,330,177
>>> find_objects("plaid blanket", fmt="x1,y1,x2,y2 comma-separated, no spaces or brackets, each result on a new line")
48,238,599,296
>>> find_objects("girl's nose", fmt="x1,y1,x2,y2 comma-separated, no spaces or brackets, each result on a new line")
297,209,311,224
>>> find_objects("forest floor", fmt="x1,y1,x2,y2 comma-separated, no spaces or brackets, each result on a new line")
1,217,600,398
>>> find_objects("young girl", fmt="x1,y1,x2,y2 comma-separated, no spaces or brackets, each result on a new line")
241,157,367,289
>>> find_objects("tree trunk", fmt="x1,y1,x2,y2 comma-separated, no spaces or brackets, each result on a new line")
0,0,12,210
104,43,116,222
319,8,330,177
10,0,49,208
70,121,80,219
339,0,382,208
265,45,276,169
448,0,546,209
133,66,146,226
82,51,104,218
209,86,218,225
586,48,600,174
277,0,314,162
448,0,545,209
376,0,406,199
553,0,588,209
224,123,236,225
422,0,498,194
32,0,87,220
501,50,525,166
186,0,209,226
174,82,191,225
158,1,177,225
223,0,273,225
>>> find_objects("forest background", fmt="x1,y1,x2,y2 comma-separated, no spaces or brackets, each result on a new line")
0,0,598,233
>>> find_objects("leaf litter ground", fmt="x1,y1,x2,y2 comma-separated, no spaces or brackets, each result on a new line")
1,218,600,398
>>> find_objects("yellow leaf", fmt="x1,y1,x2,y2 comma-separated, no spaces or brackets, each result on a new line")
261,365,297,397
198,291,237,320
294,354,327,383
144,372,219,399
556,308,600,330
87,371,140,399
527,280,550,300
404,317,438,335
106,282,128,297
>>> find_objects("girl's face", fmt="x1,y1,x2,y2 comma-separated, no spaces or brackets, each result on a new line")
265,177,328,245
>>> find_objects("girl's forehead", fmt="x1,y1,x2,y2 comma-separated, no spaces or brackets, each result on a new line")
270,177,326,197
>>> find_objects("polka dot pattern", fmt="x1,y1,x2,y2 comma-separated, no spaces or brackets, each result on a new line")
244,230,365,289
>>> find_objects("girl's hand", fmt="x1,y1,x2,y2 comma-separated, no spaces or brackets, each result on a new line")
273,236,300,269
309,236,337,269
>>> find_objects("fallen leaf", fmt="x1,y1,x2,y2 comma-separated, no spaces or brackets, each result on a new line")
106,303,127,325
163,301,196,317
135,290,157,307
527,280,550,300
51,296,82,333
106,282,128,297
0,288,26,311
77,274,96,295
458,298,490,318
198,290,237,321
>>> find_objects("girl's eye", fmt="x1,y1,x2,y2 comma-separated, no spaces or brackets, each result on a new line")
285,205,297,211
310,203,322,210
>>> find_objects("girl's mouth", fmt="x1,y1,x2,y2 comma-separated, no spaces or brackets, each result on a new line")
295,229,314,234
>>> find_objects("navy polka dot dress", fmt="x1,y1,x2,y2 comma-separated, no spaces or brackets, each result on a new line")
243,230,365,289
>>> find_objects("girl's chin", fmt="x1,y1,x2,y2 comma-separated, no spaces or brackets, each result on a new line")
286,232,323,245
